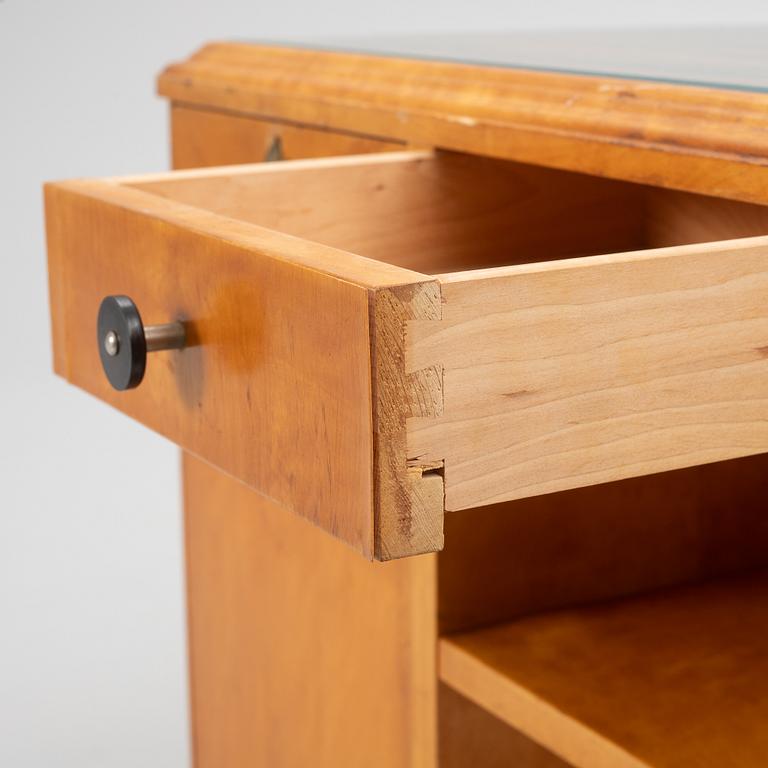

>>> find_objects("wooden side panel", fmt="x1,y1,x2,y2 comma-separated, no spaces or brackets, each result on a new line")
409,237,768,510
183,454,437,768
438,453,768,634
45,181,382,555
440,571,768,768
170,103,404,169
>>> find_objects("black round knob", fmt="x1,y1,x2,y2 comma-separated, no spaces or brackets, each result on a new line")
97,295,147,391
97,296,186,391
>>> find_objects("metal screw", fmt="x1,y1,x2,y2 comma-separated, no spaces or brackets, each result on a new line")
104,330,119,357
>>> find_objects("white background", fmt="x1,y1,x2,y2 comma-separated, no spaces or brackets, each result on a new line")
3,2,768,766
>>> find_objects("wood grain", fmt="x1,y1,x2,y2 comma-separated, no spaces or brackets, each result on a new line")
183,453,437,767
158,43,768,206
409,236,768,510
646,186,768,248
371,283,444,559
170,103,403,169
130,149,646,275
439,684,569,768
46,165,448,558
49,119,768,554
438,452,768,634
175,101,438,768
440,571,768,768
44,177,431,558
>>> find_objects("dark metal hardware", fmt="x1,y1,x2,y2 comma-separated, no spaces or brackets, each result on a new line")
97,295,185,391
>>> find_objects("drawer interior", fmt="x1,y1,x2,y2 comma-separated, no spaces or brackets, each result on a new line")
437,452,768,767
126,150,768,275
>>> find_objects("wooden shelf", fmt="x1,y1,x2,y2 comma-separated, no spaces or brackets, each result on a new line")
439,571,768,768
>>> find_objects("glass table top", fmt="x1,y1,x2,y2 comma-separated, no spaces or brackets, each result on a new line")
267,27,768,93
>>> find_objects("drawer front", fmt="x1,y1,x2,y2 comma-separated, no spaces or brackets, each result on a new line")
45,159,444,561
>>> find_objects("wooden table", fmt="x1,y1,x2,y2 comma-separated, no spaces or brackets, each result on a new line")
45,33,768,767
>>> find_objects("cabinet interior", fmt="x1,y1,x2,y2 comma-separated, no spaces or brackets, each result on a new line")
437,452,768,766
128,150,768,276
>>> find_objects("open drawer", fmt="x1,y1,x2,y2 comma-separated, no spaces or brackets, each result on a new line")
45,150,768,560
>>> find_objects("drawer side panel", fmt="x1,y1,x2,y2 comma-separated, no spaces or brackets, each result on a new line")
409,238,768,509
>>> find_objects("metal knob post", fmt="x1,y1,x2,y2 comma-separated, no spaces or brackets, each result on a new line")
144,322,186,353
97,295,186,391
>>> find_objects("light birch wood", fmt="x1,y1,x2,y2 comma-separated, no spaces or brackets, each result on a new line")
47,48,768,768
44,176,440,558
129,149,646,275
158,42,768,206
184,453,437,767
440,571,768,768
48,148,768,553
175,103,438,768
409,236,768,510
170,103,404,169
437,452,768,634
439,684,569,768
